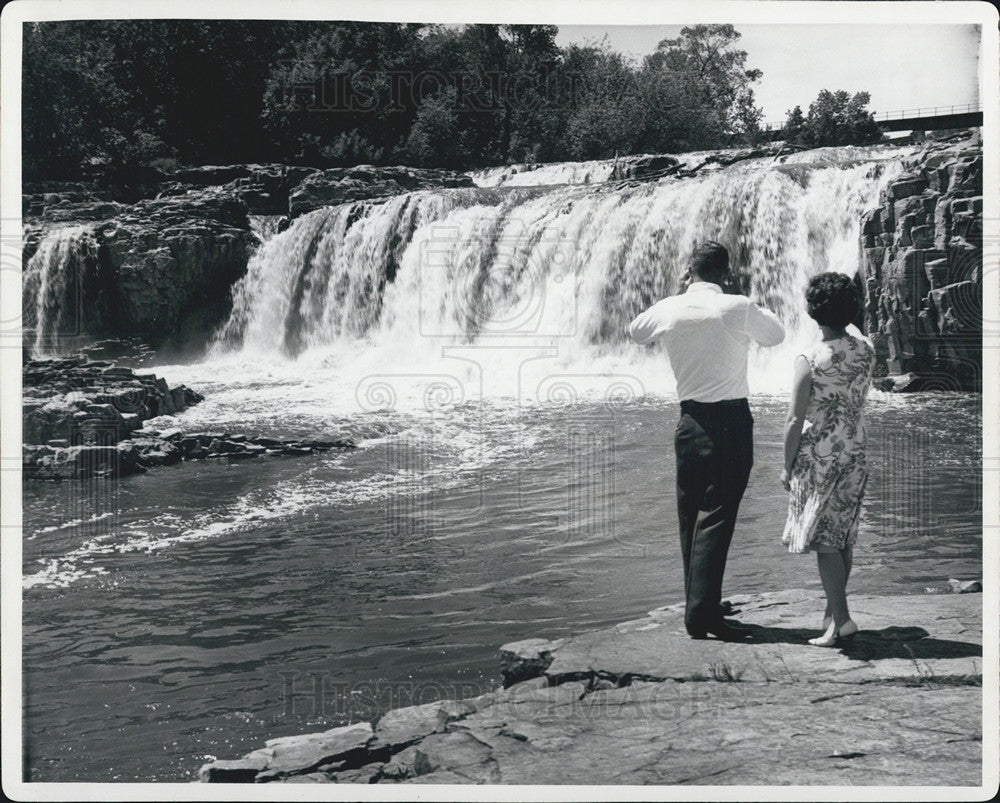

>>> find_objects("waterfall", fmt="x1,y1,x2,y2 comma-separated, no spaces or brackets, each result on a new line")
22,224,98,358
212,148,906,400
248,214,285,245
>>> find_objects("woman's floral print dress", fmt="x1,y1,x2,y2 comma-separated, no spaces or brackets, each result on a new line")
782,331,876,553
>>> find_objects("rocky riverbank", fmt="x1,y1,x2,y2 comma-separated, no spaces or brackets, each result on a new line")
198,588,983,786
22,356,355,479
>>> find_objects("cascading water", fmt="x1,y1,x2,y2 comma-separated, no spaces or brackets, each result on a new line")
206,146,908,411
22,224,98,357
247,214,285,245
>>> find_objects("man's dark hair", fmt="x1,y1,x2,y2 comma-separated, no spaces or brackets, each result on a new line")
806,272,860,328
689,241,730,284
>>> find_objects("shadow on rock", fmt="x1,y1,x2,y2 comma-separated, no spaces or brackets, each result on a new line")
742,624,982,660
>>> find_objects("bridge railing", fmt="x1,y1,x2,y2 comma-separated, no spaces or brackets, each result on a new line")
872,102,982,121
762,102,983,131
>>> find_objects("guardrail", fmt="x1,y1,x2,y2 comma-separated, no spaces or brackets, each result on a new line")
762,102,983,131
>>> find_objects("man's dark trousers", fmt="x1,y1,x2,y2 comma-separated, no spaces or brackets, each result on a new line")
674,398,754,632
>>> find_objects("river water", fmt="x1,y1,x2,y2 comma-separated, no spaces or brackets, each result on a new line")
20,144,982,781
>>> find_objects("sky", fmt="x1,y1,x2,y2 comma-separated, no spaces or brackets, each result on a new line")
554,24,981,125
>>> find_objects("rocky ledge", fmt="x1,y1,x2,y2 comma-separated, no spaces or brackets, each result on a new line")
287,165,475,218
861,133,983,391
23,356,355,479
199,588,982,786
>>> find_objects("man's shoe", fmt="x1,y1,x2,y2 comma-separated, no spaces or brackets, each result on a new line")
688,620,752,642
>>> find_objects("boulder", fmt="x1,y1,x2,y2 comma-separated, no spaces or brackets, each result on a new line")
499,637,566,687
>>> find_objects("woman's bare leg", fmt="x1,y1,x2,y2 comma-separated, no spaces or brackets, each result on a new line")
824,545,852,625
817,551,850,634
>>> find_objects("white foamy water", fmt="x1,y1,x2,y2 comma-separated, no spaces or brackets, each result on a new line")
23,224,97,357
171,146,909,419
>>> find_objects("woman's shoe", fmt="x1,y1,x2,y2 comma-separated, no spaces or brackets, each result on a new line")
808,619,858,648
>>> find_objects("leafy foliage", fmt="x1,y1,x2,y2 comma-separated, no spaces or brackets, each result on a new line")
783,90,884,147
23,21,769,180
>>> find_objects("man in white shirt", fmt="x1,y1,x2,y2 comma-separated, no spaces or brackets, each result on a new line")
629,241,785,641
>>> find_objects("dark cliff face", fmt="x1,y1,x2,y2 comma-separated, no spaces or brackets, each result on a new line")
22,165,478,354
23,191,253,354
860,135,983,391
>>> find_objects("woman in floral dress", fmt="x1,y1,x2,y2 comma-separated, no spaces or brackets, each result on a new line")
781,272,875,647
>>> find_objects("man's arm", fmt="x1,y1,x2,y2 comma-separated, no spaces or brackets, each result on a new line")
746,301,785,347
628,303,666,345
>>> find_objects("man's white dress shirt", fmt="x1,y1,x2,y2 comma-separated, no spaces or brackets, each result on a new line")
628,282,785,402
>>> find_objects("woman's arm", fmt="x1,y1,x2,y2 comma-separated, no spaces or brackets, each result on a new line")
781,355,812,490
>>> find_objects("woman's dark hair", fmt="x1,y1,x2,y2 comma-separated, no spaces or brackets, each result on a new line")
689,241,730,284
806,272,860,328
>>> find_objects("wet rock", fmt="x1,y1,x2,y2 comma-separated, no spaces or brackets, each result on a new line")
288,165,474,218
24,189,252,348
23,356,203,478
888,174,929,200
948,578,982,593
22,442,146,479
611,154,681,181
199,590,982,786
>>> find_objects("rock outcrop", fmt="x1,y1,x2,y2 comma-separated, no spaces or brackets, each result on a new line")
198,589,982,786
22,356,356,479
22,356,202,478
160,164,322,215
861,134,982,391
287,165,475,218
23,190,252,350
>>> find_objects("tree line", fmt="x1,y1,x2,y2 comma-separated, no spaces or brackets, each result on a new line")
22,20,884,182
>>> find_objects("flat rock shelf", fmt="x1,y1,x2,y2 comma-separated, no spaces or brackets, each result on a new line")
199,589,983,786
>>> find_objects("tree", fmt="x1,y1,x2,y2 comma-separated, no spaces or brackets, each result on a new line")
400,87,461,168
643,24,762,147
561,44,643,160
803,89,884,147
732,87,764,145
783,104,808,145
